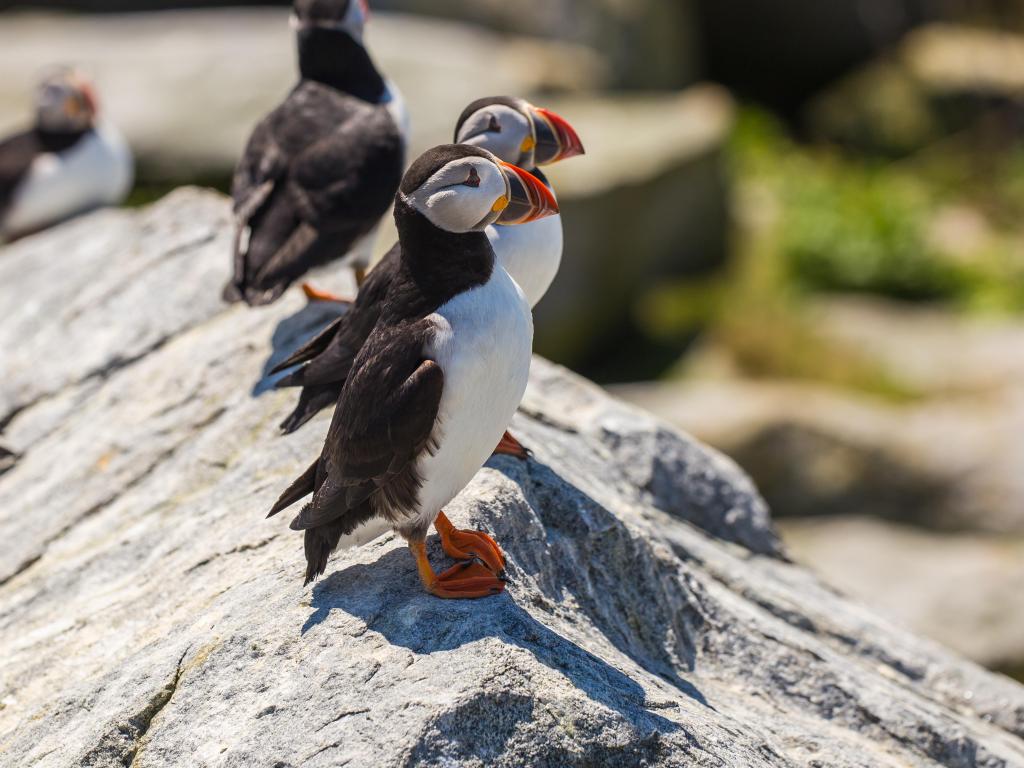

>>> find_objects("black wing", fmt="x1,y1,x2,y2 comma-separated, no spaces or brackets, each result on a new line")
0,130,41,223
269,317,442,519
225,83,403,306
273,242,402,433
268,319,443,584
294,319,442,529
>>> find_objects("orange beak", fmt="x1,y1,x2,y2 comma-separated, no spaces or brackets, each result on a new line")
530,107,585,165
497,161,560,224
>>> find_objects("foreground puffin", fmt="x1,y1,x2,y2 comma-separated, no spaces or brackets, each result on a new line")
225,0,406,306
270,97,583,440
0,68,133,241
268,144,558,595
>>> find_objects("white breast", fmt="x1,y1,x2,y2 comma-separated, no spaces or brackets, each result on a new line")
413,266,534,528
2,122,134,239
487,212,563,308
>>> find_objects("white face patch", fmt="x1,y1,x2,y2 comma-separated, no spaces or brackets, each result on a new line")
456,105,534,168
402,157,510,233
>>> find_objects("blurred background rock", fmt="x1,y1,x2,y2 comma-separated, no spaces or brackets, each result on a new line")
1,0,1023,680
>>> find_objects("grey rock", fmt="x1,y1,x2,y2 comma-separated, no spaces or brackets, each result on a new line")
781,516,1024,674
532,87,734,367
0,9,606,183
0,11,731,367
1,190,1023,767
615,296,1024,534
372,0,701,91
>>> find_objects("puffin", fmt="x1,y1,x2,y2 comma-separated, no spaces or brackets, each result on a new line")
0,68,133,241
269,97,584,445
268,144,558,596
225,0,406,306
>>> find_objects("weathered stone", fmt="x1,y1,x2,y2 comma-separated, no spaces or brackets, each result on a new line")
1,191,1023,767
373,0,700,91
0,11,731,371
781,516,1024,675
615,296,1024,535
0,9,606,183
532,87,734,368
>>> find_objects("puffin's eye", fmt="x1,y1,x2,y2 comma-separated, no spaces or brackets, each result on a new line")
487,114,502,133
463,167,481,188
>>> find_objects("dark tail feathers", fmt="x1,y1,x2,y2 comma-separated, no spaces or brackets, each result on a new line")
270,316,345,376
279,383,344,435
303,522,346,585
267,458,319,518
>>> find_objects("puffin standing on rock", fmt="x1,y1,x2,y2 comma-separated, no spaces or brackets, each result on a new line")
0,68,133,241
269,97,584,444
268,144,558,596
225,0,406,306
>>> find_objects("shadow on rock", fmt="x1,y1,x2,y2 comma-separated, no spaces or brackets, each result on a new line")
251,301,346,396
305,545,685,733
0,444,18,476
487,453,713,712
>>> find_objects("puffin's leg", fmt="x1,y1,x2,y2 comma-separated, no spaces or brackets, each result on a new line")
410,539,505,599
434,511,507,577
491,430,530,460
301,282,352,304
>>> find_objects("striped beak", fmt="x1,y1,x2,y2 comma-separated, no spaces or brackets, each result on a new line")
529,107,585,165
497,161,559,224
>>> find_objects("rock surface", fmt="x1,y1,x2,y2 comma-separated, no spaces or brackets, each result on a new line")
0,9,605,182
1,191,1024,766
781,516,1024,674
0,10,732,367
373,0,701,91
614,295,1024,679
615,297,1024,534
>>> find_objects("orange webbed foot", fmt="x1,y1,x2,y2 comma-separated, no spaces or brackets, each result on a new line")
491,430,530,461
301,282,353,304
410,541,505,600
435,511,506,578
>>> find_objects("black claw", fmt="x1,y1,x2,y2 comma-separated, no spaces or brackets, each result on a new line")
497,569,509,582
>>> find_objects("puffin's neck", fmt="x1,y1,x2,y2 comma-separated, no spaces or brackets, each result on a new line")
297,28,386,103
33,125,90,153
393,198,494,311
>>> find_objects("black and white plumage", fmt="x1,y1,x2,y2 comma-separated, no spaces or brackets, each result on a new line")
225,0,406,306
271,97,583,434
0,69,133,241
456,96,584,306
268,144,558,593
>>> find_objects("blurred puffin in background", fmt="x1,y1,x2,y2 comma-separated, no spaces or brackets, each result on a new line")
225,0,406,306
270,97,584,444
0,68,133,242
268,144,558,595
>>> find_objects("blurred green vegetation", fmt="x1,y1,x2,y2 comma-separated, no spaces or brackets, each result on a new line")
735,108,1024,310
637,105,1024,395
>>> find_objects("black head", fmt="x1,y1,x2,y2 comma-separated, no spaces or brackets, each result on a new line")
398,144,558,234
34,67,97,134
293,0,367,39
454,96,585,169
